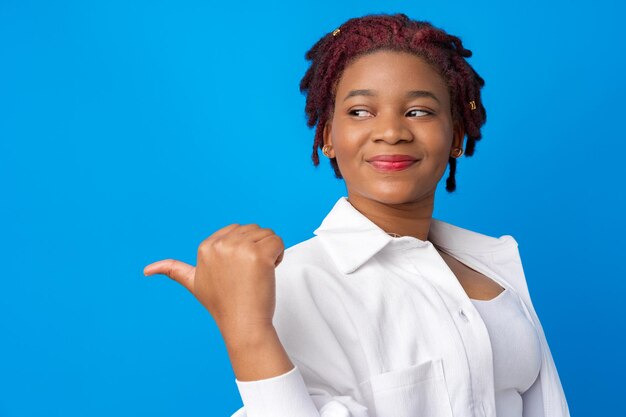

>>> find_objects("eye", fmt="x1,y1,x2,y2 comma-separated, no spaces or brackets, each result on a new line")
349,109,373,118
406,109,432,117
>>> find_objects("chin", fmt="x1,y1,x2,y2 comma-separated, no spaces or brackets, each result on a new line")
362,186,433,206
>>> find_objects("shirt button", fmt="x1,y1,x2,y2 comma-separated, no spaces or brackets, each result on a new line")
459,308,469,322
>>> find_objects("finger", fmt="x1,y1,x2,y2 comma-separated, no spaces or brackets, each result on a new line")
199,223,245,247
208,224,263,244
256,234,285,267
143,259,195,292
275,250,284,268
208,223,241,240
228,223,262,236
239,227,277,243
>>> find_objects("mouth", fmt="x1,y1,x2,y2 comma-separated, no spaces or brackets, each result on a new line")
367,159,420,172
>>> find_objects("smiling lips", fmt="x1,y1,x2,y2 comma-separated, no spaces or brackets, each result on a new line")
367,154,420,172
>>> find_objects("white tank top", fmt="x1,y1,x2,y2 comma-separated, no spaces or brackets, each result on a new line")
470,288,543,417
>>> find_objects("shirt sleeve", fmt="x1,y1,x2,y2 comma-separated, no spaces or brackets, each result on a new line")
231,365,370,417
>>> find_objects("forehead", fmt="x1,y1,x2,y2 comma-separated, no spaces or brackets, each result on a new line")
335,50,449,101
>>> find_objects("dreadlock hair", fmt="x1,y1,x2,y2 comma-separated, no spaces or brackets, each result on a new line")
299,13,487,192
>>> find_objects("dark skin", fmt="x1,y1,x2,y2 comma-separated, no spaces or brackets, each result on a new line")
323,50,504,300
144,49,502,383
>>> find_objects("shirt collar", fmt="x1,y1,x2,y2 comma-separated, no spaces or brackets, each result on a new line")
313,197,518,275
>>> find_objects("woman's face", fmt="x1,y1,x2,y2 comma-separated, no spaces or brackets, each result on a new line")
323,50,464,206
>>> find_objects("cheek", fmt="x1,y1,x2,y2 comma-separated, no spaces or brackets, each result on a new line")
421,125,455,179
429,123,455,155
331,123,362,160
332,140,353,176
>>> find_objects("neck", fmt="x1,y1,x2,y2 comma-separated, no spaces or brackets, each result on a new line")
346,192,435,242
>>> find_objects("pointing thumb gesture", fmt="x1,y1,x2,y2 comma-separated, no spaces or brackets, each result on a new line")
143,259,195,293
143,223,285,338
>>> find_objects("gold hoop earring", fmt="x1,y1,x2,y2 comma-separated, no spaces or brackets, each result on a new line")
451,147,464,158
322,145,333,157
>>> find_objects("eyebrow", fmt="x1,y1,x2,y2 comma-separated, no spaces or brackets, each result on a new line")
343,89,440,103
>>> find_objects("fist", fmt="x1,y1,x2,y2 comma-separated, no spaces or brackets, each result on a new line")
144,224,285,338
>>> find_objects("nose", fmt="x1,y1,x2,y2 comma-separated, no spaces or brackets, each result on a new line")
372,112,413,144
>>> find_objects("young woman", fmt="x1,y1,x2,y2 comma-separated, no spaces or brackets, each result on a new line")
144,13,570,417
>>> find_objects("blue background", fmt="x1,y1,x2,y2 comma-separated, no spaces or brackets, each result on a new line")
1,0,624,415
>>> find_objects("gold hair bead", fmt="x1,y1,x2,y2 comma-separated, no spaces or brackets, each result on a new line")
332,28,341,36
469,100,477,110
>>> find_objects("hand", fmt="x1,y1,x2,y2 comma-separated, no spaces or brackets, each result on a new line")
143,224,285,340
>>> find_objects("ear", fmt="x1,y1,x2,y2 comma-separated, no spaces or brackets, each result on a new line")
322,121,336,158
451,124,466,152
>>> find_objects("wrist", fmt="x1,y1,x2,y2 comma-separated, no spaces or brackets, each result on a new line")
222,324,294,382
220,320,278,349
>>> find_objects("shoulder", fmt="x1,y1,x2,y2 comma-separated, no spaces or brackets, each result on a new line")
272,235,353,321
275,236,340,285
282,235,330,267
271,237,355,375
431,219,535,302
430,217,520,255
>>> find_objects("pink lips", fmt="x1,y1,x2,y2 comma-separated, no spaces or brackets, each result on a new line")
367,154,419,172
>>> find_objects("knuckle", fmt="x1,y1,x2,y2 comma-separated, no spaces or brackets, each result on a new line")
243,245,264,262
269,234,284,246
166,259,177,277
198,238,222,258
216,237,233,252
197,239,212,255
246,250,262,263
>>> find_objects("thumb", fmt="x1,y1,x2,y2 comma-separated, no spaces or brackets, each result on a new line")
144,259,195,293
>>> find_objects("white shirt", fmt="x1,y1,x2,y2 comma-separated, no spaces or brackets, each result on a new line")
231,197,570,417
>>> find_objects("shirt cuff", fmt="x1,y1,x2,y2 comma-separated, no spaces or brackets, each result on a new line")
235,365,321,417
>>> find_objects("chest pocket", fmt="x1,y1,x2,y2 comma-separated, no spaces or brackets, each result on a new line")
363,358,454,417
